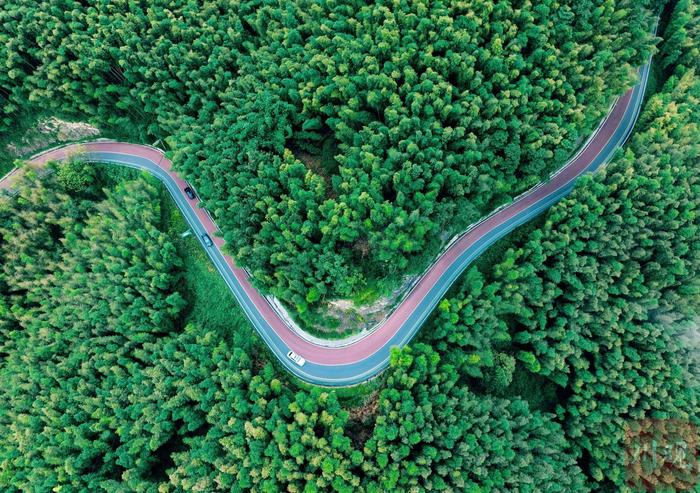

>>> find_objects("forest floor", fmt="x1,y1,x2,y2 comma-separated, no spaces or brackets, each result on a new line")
7,117,99,156
345,390,380,448
2,118,99,178
313,275,419,337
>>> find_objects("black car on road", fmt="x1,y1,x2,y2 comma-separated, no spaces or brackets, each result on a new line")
184,186,196,200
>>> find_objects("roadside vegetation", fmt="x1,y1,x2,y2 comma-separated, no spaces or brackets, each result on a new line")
158,185,250,343
0,1,698,492
0,161,12,178
0,165,582,492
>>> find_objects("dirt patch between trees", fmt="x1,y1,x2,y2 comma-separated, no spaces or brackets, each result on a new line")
6,117,99,162
346,391,379,448
310,275,419,337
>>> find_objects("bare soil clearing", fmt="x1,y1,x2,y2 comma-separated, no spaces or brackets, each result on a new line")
6,117,99,159
310,275,418,337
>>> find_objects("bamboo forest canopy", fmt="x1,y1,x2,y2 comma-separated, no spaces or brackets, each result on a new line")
1,13,699,488
0,0,662,308
1,1,699,491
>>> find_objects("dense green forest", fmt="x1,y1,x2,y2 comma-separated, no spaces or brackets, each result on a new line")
0,0,662,313
1,0,699,492
0,166,584,492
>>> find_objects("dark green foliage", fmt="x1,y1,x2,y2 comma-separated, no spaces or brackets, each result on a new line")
163,341,364,492
661,0,700,73
0,172,586,491
510,66,700,488
0,0,659,310
0,160,13,178
174,0,659,308
139,335,584,493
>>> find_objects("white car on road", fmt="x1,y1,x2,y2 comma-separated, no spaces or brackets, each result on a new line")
287,350,306,366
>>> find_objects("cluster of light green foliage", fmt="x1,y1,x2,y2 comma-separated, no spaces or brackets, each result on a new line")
0,0,660,315
0,172,186,488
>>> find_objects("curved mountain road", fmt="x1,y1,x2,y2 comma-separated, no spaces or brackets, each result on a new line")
1,61,651,386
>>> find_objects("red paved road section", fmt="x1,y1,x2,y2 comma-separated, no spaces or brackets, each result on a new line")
1,87,634,367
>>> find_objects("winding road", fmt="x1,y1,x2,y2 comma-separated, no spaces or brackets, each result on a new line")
1,60,651,386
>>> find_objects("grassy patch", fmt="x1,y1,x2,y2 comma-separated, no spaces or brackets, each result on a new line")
350,283,382,306
291,368,387,406
335,372,386,405
158,185,250,343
